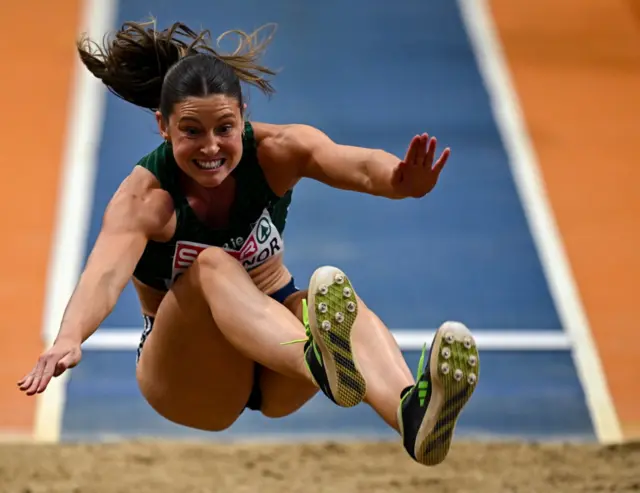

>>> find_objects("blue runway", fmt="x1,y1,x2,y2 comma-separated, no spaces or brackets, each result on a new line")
62,0,595,441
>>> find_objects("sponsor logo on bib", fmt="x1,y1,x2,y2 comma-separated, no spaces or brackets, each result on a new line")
169,208,284,285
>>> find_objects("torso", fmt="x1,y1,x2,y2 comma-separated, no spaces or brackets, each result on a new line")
132,121,296,316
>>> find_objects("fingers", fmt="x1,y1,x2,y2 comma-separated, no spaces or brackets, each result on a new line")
423,136,437,168
17,373,34,391
36,357,58,393
419,135,451,173
414,134,428,166
432,147,451,175
18,355,57,396
20,357,46,396
407,133,446,169
18,343,81,396
405,135,422,165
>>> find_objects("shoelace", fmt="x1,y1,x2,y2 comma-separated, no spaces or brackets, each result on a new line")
280,299,312,346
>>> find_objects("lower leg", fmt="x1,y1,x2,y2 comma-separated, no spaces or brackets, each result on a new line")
303,266,480,467
353,302,415,431
300,264,414,428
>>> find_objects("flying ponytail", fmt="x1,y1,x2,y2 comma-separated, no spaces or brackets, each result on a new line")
76,19,277,112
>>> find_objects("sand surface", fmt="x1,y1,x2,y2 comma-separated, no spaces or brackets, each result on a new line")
1,439,639,492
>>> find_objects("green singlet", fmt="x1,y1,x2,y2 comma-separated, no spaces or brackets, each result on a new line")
132,122,293,291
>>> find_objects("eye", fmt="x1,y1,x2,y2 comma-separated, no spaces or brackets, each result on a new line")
216,124,233,135
184,127,201,136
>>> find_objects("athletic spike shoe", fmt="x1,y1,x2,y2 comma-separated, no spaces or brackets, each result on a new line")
283,266,366,407
398,321,479,466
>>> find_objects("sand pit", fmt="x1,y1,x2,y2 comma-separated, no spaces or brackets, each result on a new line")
1,439,639,492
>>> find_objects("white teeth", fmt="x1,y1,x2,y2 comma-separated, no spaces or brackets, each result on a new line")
195,159,224,170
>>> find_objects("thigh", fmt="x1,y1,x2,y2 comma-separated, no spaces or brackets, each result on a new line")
136,265,256,432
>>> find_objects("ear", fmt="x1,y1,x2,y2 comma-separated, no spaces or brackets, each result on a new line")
155,111,170,142
242,103,249,123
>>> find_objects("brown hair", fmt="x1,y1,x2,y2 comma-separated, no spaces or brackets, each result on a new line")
76,19,277,116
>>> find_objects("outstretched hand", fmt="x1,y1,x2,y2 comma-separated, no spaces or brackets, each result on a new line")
391,133,450,198
17,338,82,395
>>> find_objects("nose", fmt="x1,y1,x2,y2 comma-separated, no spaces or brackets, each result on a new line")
200,134,220,155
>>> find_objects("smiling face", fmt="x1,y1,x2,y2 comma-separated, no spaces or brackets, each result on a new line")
156,94,245,188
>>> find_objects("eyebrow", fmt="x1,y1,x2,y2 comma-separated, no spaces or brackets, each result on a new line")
178,116,202,124
178,113,236,125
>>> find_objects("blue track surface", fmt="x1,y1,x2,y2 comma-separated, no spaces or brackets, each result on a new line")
62,0,595,441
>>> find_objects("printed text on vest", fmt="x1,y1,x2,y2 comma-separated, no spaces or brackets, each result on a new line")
169,208,284,286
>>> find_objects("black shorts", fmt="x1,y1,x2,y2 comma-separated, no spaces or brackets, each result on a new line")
136,277,300,412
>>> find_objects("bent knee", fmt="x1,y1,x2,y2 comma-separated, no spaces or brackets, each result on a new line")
259,384,318,419
137,373,242,432
260,404,301,419
196,246,237,271
143,392,240,432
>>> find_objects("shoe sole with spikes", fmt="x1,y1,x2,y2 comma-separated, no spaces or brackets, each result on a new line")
412,321,479,466
307,266,367,408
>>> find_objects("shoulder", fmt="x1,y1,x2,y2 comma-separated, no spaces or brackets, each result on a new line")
135,140,171,166
252,121,331,157
134,140,176,189
117,164,164,195
249,121,333,193
104,165,174,235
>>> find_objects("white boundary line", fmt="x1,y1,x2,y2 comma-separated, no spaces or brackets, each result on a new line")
33,0,117,443
83,328,572,351
457,0,621,443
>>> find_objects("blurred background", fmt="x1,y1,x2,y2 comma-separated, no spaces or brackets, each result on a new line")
1,0,638,450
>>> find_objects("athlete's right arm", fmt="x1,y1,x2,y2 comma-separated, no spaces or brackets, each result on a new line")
18,166,173,395
58,168,173,344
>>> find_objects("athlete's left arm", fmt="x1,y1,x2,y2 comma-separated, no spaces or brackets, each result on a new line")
264,124,451,199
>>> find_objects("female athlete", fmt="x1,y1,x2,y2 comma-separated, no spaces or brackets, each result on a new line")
17,20,480,467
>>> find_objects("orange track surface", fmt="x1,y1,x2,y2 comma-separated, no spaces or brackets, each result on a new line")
0,1,82,436
490,0,640,439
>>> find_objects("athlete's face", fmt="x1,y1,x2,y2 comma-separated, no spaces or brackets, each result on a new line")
157,94,244,188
